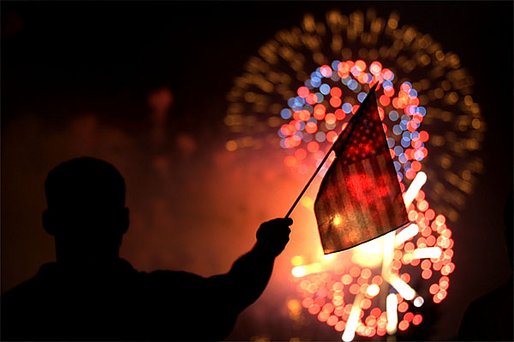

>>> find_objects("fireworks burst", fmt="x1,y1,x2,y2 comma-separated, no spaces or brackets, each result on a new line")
225,8,484,222
224,8,484,340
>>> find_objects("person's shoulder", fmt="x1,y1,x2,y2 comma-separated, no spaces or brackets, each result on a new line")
1,264,54,299
1,268,50,310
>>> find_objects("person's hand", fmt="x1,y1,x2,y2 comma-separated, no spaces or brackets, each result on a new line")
255,218,293,257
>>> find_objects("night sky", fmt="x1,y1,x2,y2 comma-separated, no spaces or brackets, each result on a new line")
2,2,513,341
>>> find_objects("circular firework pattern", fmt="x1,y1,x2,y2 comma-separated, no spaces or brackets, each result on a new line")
284,64,454,340
224,8,485,223
224,8,484,341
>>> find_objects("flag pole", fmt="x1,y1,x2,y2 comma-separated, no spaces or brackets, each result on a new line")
284,82,378,219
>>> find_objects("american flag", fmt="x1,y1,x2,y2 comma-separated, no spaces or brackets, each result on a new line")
314,84,409,254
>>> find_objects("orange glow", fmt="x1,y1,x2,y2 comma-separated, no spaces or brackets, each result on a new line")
342,274,353,285
309,304,321,315
404,312,414,322
417,200,428,211
371,275,383,286
365,315,377,326
361,268,372,279
361,298,372,310
421,269,432,279
384,87,395,97
400,273,411,283
405,168,416,180
294,148,307,160
330,87,342,97
349,283,360,295
412,314,423,325
307,93,318,105
335,321,346,332
398,320,409,331
298,86,310,98
335,109,346,120
325,113,337,125
305,122,318,134
419,131,429,142
329,97,342,108
314,104,326,120
307,141,319,153
327,315,338,326
299,110,311,121
425,209,435,220
284,155,297,167
349,266,361,278
379,95,391,107
435,215,446,226
318,311,330,322
355,60,366,71
369,61,382,74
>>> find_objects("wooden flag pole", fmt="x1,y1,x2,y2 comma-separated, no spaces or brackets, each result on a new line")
284,82,378,219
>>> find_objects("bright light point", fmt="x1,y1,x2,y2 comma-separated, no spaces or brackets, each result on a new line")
381,231,396,277
389,274,416,300
301,196,314,209
395,223,419,246
412,247,442,259
342,295,362,342
333,214,342,226
403,171,427,208
352,237,384,267
414,296,425,307
291,263,323,278
386,293,398,335
291,255,304,266
291,266,306,278
323,253,336,261
366,284,380,297
225,140,238,152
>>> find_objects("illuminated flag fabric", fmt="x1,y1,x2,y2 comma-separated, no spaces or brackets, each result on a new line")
314,85,409,254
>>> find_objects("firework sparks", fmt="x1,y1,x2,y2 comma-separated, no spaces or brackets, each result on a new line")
225,8,484,222
225,8,483,340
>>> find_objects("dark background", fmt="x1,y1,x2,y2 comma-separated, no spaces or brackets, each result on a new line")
2,1,513,340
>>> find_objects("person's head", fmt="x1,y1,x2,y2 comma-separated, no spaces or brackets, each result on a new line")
42,157,129,266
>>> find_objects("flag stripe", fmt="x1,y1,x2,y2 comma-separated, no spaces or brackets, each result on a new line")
354,160,376,238
377,150,408,226
346,163,368,244
339,171,361,248
375,152,398,228
362,157,388,231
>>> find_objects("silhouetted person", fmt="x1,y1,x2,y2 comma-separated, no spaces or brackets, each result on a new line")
1,157,293,341
457,194,513,341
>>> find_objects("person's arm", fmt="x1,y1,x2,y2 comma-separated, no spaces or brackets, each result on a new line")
208,218,292,312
